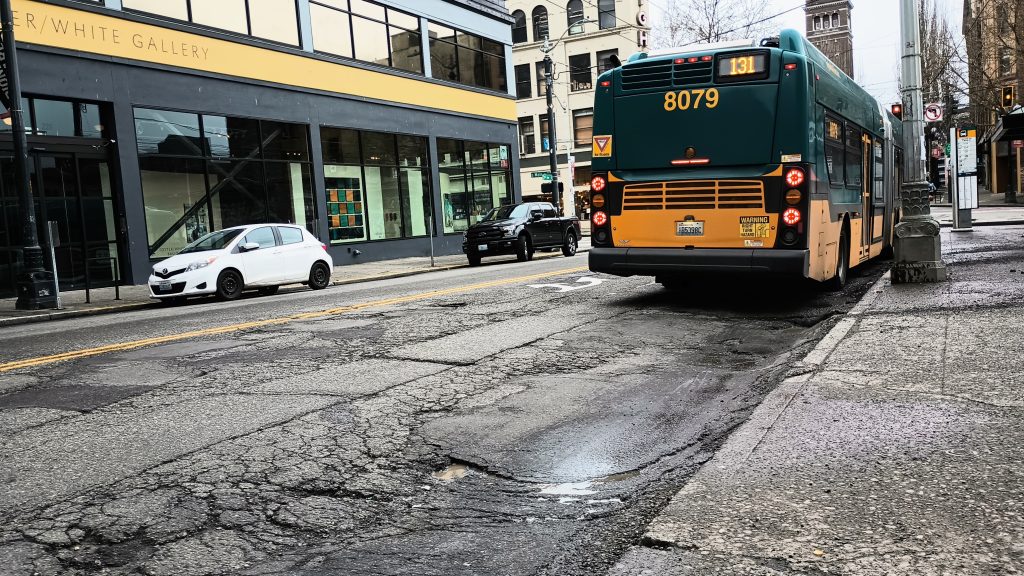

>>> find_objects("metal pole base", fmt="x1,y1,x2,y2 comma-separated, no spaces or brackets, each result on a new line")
15,269,58,310
892,181,947,284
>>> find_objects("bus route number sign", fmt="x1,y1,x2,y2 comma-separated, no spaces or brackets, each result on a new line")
740,216,771,238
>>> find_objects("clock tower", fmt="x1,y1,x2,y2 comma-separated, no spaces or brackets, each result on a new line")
805,1,854,78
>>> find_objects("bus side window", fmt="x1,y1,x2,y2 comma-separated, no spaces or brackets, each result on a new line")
824,115,845,186
873,140,885,200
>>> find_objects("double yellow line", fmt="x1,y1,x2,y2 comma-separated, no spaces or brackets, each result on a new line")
0,266,589,373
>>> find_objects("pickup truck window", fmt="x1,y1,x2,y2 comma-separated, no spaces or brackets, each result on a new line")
541,205,557,218
482,204,531,221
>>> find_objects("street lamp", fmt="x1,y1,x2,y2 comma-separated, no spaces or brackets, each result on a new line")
541,17,596,214
1,0,56,309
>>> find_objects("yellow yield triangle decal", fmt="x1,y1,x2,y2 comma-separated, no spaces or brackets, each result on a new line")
593,135,613,157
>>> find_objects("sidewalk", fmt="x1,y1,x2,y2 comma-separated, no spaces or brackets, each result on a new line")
930,205,1024,226
0,238,590,327
610,227,1024,575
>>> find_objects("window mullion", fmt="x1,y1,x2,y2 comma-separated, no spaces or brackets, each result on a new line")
244,0,254,37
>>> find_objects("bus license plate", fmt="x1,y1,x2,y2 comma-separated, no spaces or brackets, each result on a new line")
676,221,704,236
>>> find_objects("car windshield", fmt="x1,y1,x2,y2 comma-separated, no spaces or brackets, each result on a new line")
179,229,244,254
481,204,530,221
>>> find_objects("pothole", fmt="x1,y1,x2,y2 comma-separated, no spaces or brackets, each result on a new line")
431,464,471,482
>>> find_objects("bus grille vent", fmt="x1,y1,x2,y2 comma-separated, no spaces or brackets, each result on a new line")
620,60,714,91
622,180,764,210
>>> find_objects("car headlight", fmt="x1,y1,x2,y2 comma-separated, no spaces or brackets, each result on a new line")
501,225,516,235
186,257,217,272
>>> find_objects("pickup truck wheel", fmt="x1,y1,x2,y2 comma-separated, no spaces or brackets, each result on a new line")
467,253,481,267
516,234,533,262
562,231,578,257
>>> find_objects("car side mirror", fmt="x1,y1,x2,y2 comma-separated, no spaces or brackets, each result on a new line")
241,242,260,252
531,212,543,221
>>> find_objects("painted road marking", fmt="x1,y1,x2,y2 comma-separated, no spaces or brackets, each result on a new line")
527,276,606,292
0,266,589,373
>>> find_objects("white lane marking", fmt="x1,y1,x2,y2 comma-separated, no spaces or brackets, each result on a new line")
527,276,606,292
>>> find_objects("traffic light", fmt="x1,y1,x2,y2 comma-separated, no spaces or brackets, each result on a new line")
1002,86,1016,108
891,103,904,120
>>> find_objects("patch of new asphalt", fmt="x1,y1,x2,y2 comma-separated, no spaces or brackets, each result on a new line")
0,254,888,576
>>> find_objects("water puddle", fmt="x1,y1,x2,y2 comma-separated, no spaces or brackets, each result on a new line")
594,470,640,484
431,464,470,482
538,482,597,496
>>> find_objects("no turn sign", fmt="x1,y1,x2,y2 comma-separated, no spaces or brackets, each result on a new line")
924,103,943,123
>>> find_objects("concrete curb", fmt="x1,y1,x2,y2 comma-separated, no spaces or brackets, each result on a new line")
0,248,592,329
939,220,1024,227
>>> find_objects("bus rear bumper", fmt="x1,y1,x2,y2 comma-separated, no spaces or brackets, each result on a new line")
589,247,808,277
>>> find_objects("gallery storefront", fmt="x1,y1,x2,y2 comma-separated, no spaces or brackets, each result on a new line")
0,0,518,295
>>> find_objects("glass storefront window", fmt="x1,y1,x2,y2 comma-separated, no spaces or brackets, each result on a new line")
321,127,431,244
122,0,188,20
191,0,248,34
33,100,76,137
125,0,299,46
311,3,354,58
438,138,513,234
312,0,422,73
249,0,300,45
135,108,202,156
135,107,314,258
139,157,210,257
429,23,507,92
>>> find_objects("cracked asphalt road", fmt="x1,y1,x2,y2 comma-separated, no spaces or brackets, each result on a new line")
0,254,887,576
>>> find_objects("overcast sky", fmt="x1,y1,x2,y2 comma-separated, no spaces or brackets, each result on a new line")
650,0,965,105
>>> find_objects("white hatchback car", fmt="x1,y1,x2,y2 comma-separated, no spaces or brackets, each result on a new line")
149,224,334,301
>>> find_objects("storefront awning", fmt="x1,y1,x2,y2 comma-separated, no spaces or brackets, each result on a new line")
991,107,1024,143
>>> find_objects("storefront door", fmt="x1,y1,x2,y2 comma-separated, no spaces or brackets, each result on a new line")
0,151,123,295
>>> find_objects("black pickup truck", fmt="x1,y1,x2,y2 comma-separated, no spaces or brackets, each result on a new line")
462,202,581,266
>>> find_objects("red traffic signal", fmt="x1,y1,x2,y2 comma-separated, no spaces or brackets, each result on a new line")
891,103,904,120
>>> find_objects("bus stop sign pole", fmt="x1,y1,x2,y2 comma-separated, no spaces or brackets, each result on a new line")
892,0,947,283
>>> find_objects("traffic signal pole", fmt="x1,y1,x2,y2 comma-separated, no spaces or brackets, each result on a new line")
1,0,56,308
543,46,561,213
892,0,947,283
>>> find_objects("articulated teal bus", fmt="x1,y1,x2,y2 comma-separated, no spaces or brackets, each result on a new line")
587,30,903,289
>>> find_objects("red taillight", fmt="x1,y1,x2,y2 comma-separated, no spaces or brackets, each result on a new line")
592,211,608,227
600,80,610,87
701,55,712,62
674,58,684,64
591,175,607,192
785,168,805,187
782,208,802,226
321,243,328,251
687,57,698,63
784,63,798,71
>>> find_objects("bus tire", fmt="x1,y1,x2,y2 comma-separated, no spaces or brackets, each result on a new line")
827,229,850,291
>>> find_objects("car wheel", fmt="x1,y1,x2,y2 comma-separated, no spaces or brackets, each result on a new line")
516,234,533,262
216,269,244,301
308,261,331,290
257,286,280,296
468,254,482,267
562,231,578,257
827,230,850,291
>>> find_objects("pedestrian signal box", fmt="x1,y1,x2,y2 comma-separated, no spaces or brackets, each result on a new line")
541,182,564,194
891,103,903,120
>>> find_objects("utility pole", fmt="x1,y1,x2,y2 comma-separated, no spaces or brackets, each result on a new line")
892,0,947,283
543,39,561,213
1,0,56,308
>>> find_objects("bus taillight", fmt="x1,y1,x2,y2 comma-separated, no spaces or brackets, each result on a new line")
785,168,805,188
591,194,606,208
592,211,609,227
785,189,802,205
782,208,802,226
591,175,607,192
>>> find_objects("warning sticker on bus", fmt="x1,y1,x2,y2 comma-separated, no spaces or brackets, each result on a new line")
739,216,771,238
